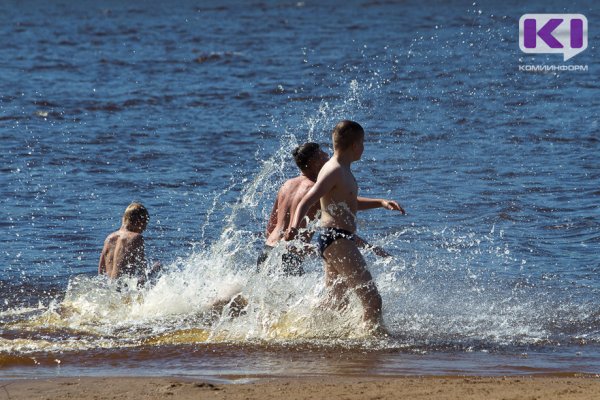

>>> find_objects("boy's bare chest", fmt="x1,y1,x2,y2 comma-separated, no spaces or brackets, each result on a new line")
337,170,358,198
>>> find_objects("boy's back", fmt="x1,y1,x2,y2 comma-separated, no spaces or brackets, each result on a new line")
265,175,318,246
265,143,329,247
98,202,148,281
99,229,145,279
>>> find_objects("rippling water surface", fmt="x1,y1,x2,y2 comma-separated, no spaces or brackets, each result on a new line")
1,0,599,378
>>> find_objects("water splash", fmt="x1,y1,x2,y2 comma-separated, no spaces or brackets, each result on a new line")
2,69,599,357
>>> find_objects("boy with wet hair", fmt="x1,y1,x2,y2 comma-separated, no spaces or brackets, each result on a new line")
99,202,159,285
258,142,329,275
285,120,405,333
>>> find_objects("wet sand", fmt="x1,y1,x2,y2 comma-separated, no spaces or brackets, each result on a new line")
2,376,599,400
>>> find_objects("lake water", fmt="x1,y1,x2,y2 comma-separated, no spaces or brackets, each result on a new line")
1,0,599,379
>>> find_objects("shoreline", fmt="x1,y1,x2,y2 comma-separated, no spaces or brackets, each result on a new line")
2,375,599,400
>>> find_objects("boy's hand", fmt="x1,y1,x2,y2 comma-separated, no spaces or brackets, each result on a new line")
382,200,406,215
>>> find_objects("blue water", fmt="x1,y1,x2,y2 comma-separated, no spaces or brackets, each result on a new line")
1,0,599,377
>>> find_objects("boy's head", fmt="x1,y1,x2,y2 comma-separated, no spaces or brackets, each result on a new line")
332,120,364,160
122,202,149,232
292,142,329,175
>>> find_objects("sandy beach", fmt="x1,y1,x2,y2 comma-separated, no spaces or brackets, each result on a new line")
2,376,599,400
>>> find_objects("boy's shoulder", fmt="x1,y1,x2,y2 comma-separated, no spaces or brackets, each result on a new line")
323,157,339,169
104,230,119,243
123,230,144,242
319,158,344,177
282,175,305,189
105,229,142,243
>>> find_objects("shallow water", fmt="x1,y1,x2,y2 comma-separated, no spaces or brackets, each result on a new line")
1,0,599,378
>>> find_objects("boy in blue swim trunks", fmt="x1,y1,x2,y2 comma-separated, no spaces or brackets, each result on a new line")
285,120,405,332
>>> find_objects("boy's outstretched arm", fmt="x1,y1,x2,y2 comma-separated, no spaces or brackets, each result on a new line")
357,196,406,214
355,234,392,258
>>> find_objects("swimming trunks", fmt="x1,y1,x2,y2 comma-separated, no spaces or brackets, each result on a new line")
317,227,355,258
256,245,304,276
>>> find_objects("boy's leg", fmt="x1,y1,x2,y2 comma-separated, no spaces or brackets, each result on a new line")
323,239,383,328
323,264,350,310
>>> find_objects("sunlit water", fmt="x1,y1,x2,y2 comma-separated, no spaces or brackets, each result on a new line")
1,0,599,378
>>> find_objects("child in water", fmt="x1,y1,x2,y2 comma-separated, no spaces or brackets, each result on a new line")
286,120,405,333
98,202,246,317
98,202,160,286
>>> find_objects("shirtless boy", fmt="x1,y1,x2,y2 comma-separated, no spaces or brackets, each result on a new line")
257,142,329,275
259,142,391,275
285,120,405,331
98,203,246,318
98,202,159,285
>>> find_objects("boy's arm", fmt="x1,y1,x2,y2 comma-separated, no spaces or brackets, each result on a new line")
357,196,406,214
295,189,321,242
98,254,105,275
265,193,280,238
285,169,338,240
98,241,107,275
355,234,392,258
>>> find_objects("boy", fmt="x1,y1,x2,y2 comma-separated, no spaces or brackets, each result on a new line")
259,142,392,275
285,120,405,332
98,202,159,285
257,142,329,275
98,203,247,318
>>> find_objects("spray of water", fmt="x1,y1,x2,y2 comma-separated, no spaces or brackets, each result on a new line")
2,59,598,356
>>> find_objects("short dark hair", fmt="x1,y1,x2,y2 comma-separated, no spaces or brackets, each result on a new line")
332,120,364,150
292,142,321,171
